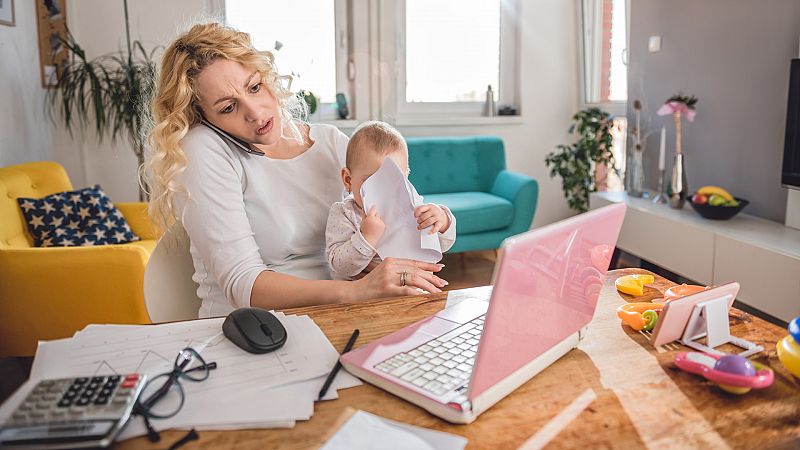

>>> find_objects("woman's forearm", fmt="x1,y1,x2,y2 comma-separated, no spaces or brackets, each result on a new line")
249,270,354,310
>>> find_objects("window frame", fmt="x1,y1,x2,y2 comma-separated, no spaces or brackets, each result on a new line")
379,0,521,122
577,0,629,117
217,0,353,121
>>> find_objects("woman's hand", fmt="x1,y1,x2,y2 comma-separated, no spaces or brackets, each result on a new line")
350,257,448,300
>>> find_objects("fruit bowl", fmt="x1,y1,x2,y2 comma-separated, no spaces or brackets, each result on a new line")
690,197,749,220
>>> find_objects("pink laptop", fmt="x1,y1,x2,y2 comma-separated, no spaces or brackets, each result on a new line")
340,204,627,423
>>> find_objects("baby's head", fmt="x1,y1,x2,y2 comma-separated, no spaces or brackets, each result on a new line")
342,121,409,209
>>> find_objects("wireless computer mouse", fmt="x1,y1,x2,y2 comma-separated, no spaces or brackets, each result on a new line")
222,307,287,354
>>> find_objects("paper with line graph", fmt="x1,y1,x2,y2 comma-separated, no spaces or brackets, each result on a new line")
15,314,351,436
31,317,329,395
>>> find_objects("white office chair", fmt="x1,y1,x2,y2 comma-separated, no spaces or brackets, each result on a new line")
144,225,202,323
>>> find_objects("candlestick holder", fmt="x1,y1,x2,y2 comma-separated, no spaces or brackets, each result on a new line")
652,169,668,204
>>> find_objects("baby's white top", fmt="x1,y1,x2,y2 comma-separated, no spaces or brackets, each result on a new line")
177,123,348,318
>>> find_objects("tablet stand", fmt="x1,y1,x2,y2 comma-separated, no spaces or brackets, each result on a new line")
679,295,763,358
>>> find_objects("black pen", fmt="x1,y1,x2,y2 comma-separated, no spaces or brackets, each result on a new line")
318,329,360,400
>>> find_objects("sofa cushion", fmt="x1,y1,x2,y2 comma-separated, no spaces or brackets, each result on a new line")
408,136,506,195
424,192,514,235
17,185,140,247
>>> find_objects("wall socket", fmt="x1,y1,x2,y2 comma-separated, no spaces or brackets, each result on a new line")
648,36,662,53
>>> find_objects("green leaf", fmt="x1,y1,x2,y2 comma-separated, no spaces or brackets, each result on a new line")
545,108,615,212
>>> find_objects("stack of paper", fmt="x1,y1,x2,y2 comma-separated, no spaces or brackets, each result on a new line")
320,410,468,450
0,313,361,439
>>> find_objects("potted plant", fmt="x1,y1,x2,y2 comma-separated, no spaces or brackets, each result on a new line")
45,0,156,201
545,107,615,212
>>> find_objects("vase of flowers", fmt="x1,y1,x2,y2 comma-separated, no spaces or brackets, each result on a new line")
658,93,697,209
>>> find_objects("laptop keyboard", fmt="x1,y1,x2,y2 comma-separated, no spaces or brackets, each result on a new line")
373,315,485,397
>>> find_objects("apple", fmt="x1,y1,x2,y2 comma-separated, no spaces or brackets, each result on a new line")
692,193,708,205
708,194,727,206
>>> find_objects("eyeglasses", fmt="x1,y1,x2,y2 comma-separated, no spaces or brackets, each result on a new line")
134,347,217,443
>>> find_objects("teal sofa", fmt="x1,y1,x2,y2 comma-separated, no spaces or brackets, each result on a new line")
407,136,539,253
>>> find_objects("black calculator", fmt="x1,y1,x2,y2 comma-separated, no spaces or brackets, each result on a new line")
0,374,146,449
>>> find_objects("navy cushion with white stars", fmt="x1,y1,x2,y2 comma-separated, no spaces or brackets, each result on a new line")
17,185,140,247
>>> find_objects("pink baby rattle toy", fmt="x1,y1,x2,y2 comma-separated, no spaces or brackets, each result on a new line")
674,352,774,394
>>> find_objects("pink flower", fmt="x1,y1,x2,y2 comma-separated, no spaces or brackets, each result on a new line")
657,101,696,122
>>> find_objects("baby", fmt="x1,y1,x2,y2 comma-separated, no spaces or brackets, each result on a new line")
326,121,456,280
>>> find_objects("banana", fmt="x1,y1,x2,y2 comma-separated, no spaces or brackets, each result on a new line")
697,186,733,201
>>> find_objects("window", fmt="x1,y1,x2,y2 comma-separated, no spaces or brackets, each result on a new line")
386,0,520,119
580,0,629,192
218,0,521,123
404,1,500,103
224,0,350,119
580,0,628,108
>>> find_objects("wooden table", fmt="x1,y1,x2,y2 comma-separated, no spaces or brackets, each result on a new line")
118,269,800,449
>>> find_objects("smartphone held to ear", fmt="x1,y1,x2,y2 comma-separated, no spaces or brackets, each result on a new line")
200,118,266,157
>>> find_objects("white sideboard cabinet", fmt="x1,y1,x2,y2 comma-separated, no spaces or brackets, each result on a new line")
590,191,800,322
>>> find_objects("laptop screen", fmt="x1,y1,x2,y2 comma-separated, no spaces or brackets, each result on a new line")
469,204,626,399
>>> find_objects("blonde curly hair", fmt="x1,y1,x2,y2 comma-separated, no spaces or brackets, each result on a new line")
145,22,306,234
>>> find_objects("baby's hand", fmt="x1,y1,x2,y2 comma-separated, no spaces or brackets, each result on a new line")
414,204,450,234
361,206,386,247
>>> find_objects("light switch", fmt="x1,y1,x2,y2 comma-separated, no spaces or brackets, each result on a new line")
648,36,662,53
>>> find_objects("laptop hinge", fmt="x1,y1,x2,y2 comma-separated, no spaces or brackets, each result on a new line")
447,394,472,413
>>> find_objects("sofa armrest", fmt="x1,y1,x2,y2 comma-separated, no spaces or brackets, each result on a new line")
490,170,539,233
0,246,152,356
116,202,159,240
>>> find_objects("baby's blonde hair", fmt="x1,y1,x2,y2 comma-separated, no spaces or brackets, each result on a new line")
145,22,306,234
346,121,408,170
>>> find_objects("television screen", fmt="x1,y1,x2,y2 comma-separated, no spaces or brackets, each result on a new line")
783,59,800,189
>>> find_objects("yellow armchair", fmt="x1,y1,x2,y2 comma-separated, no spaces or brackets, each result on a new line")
0,161,156,356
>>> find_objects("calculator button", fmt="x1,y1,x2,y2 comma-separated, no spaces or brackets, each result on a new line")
109,375,121,382
87,382,100,390
17,402,33,411
120,380,137,388
74,377,89,384
76,397,91,406
57,398,73,407
91,376,106,383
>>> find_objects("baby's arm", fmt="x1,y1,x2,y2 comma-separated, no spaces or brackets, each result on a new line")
326,202,379,280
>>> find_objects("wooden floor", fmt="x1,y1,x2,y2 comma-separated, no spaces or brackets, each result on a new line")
437,250,497,291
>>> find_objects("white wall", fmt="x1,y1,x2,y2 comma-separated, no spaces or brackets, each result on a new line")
65,0,213,201
0,0,83,180
3,0,578,227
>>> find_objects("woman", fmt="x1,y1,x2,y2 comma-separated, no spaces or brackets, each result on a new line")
146,23,447,318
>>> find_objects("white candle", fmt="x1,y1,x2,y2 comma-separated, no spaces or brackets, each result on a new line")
658,127,666,171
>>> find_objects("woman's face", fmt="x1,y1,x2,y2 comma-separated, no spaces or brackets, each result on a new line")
195,59,282,147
